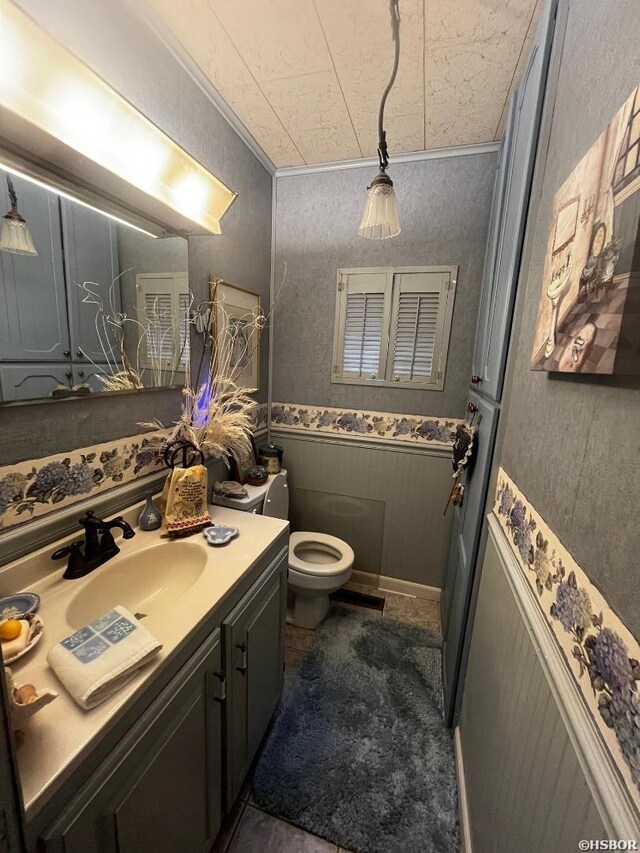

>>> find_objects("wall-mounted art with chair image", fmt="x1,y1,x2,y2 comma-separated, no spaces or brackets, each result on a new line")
531,85,640,374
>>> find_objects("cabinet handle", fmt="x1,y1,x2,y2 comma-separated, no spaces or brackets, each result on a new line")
207,670,226,702
63,349,71,358
235,642,247,675
471,374,482,384
76,348,84,358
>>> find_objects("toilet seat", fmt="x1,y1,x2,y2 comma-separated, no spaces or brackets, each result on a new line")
289,532,354,576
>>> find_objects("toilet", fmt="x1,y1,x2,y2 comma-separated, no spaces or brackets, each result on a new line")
211,471,354,629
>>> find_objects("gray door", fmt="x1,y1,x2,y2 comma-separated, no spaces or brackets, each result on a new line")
441,392,499,724
42,630,224,853
471,0,557,402
442,0,558,725
61,200,121,364
223,555,286,809
0,174,69,362
0,363,71,402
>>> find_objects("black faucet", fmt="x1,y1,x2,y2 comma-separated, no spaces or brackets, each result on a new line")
52,510,135,580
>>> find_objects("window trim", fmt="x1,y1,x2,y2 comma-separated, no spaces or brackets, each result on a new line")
331,265,458,391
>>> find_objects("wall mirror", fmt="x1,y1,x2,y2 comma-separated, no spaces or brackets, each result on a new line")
0,167,190,404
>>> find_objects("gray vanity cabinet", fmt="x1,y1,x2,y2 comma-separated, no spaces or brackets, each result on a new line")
60,199,121,364
223,554,287,808
0,363,71,401
42,630,224,853
0,174,69,362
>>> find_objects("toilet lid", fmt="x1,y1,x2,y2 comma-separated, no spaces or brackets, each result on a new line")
289,532,354,576
263,473,289,519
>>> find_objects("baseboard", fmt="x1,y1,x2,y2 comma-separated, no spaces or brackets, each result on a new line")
350,569,441,602
454,727,473,853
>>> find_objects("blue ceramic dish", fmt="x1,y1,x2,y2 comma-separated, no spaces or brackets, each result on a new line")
202,525,239,547
0,592,41,620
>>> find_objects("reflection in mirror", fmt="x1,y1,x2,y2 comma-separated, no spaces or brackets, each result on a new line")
0,167,189,403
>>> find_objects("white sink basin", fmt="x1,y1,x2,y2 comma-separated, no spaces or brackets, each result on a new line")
65,542,207,628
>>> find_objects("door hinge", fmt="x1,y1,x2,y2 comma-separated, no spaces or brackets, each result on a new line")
333,364,339,374
208,670,226,702
436,371,442,380
337,276,345,291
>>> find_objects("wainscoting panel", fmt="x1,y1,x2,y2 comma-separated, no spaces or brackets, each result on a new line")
272,431,453,587
459,523,611,852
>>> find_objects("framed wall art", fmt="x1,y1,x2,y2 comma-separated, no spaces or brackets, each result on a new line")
210,277,262,390
531,86,640,374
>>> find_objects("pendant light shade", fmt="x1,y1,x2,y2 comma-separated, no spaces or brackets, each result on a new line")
358,173,401,239
0,176,37,256
358,0,402,240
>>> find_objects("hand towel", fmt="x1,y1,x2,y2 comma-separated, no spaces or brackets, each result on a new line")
161,464,210,537
47,606,162,710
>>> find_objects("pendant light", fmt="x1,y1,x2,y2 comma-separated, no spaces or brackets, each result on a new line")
0,175,37,256
358,0,402,240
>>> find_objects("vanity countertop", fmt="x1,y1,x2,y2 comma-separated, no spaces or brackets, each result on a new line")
1,504,288,818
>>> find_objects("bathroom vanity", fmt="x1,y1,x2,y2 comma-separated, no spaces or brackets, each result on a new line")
1,504,288,853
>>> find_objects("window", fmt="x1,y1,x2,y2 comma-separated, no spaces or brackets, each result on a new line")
332,266,457,390
135,272,190,370
613,88,640,203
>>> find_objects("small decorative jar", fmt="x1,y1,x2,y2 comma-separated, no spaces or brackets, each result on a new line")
139,495,162,531
258,444,283,474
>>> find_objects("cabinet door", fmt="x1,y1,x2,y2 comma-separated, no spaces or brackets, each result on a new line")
42,630,224,853
0,174,70,361
0,363,71,401
61,199,121,364
471,0,557,401
223,553,287,808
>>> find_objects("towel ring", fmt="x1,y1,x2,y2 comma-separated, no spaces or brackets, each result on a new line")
163,440,205,470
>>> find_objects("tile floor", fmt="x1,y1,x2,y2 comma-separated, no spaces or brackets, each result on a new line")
211,587,442,853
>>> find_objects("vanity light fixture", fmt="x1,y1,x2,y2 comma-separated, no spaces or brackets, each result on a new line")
358,0,402,240
0,162,159,240
0,0,237,236
0,173,37,255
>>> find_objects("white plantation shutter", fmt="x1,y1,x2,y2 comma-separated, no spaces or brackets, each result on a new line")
136,273,189,369
343,291,385,375
335,271,391,380
333,266,457,390
387,271,452,386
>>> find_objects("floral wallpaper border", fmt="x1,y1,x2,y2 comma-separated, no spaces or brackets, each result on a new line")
270,403,463,447
495,467,640,809
0,432,167,531
0,402,269,532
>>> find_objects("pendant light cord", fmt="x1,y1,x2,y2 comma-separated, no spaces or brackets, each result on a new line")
377,0,401,173
5,175,18,213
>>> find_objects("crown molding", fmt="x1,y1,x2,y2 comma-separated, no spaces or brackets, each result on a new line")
130,1,277,176
274,141,501,178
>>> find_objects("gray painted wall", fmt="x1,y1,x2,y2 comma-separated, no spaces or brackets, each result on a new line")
272,153,496,417
274,432,453,587
460,531,607,852
0,0,272,468
497,0,640,638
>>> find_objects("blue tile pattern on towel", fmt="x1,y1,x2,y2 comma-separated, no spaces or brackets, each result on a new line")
102,617,137,644
61,625,95,651
90,609,121,632
60,611,138,663
72,634,110,663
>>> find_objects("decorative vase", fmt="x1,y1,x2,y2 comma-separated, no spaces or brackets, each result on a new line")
139,495,162,531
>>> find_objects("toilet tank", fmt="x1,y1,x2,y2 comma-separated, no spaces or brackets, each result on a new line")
210,471,289,520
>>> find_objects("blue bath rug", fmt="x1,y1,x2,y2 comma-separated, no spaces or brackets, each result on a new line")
253,607,459,853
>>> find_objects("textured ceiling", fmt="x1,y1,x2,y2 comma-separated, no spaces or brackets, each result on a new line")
143,0,541,168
